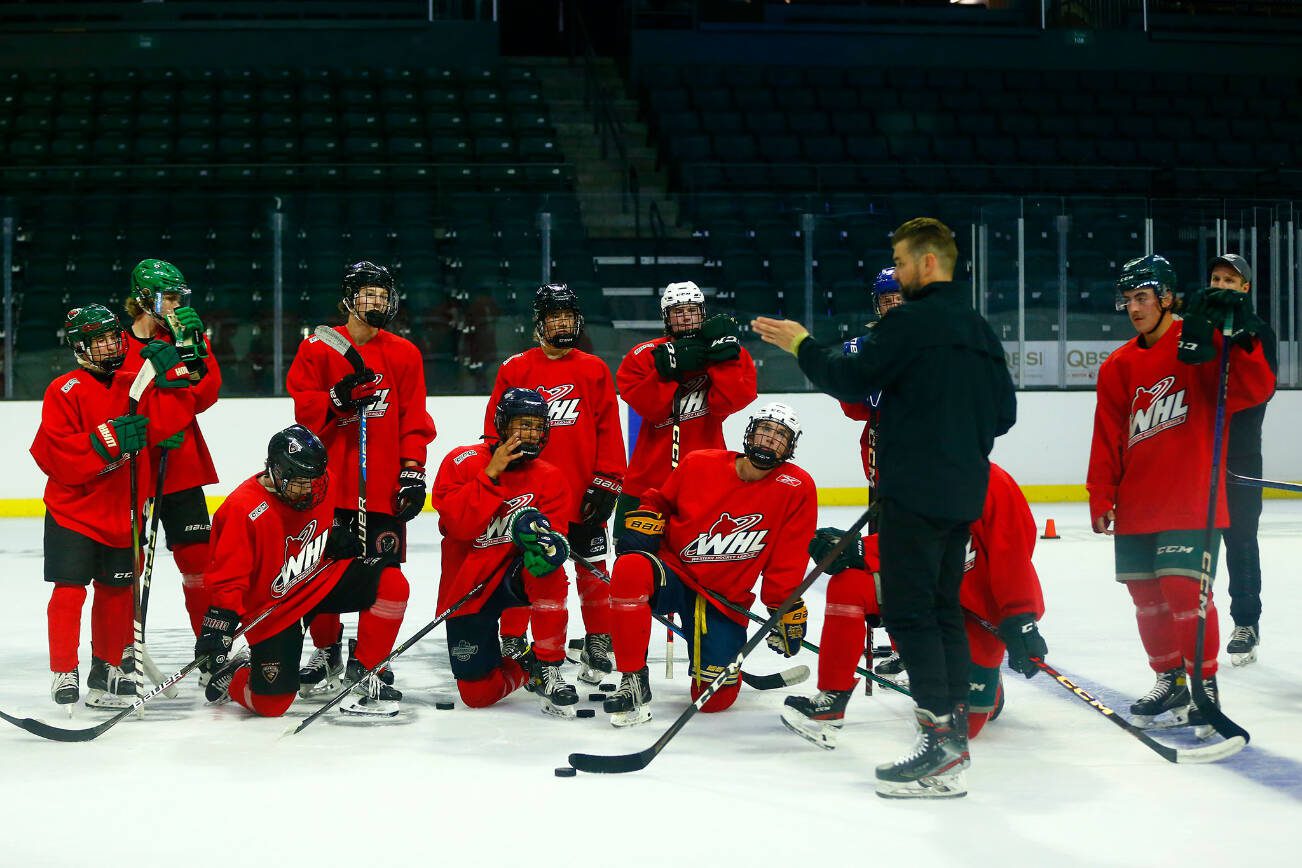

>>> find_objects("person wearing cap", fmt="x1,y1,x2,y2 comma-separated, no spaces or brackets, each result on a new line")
1209,254,1277,665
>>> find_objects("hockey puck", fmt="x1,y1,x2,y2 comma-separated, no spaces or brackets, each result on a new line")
577,708,596,718
555,766,577,777
600,682,616,691
568,638,584,650
435,701,455,710
588,692,607,702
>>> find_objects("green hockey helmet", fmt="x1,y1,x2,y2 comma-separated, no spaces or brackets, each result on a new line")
1115,255,1177,311
64,303,127,374
130,258,192,318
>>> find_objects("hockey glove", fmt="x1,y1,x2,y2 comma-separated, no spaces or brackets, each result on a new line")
324,515,365,560
700,313,742,363
393,467,427,522
509,507,570,577
652,337,708,381
579,475,621,526
808,527,866,575
766,600,808,657
140,340,193,388
195,606,239,674
90,415,149,462
328,368,379,414
159,430,185,450
615,508,665,555
998,612,1047,679
171,306,205,340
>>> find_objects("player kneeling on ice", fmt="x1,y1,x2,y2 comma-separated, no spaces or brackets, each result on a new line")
782,462,1047,762
197,425,411,717
430,388,580,718
604,402,817,727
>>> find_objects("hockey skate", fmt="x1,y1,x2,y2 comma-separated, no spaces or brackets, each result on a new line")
51,669,79,715
603,667,652,728
298,634,345,698
1187,674,1221,741
875,706,969,799
526,659,579,719
780,688,852,750
340,670,401,717
576,632,613,686
500,634,529,662
874,652,908,686
348,638,394,686
86,656,136,710
344,658,402,702
1226,625,1259,667
205,649,250,704
1129,668,1189,727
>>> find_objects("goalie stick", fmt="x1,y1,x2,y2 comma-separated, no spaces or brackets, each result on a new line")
313,325,369,554
567,504,874,775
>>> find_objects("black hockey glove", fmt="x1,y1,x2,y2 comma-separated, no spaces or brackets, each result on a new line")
579,475,621,526
328,368,378,414
998,612,1047,679
652,337,707,381
615,509,665,555
700,314,742,364
195,606,239,673
393,466,427,522
766,600,808,657
325,515,365,560
808,527,866,575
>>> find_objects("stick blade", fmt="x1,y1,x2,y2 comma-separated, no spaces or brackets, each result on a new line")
0,707,111,743
567,749,655,775
312,325,365,372
1175,735,1248,764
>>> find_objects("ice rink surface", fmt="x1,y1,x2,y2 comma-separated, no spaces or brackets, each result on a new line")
2,502,1299,868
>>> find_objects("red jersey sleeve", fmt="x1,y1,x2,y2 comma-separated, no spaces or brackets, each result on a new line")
617,340,679,419
706,348,758,417
1223,331,1276,414
286,337,337,434
759,477,818,610
430,446,509,541
839,399,872,422
395,341,436,465
1086,353,1127,523
137,378,198,446
979,466,1044,621
190,335,222,414
30,379,113,488
590,361,627,482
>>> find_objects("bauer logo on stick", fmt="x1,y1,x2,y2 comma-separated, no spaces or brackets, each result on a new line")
680,512,767,563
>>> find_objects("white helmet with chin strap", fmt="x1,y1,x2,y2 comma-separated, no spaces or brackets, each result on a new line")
743,401,802,469
661,280,706,338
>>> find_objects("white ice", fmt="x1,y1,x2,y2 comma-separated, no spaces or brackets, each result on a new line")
2,503,1300,868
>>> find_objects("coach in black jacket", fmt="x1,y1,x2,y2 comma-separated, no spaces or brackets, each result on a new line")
753,218,1018,796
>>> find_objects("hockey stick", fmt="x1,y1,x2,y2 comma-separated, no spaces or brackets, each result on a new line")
313,325,369,554
665,368,684,682
1189,327,1252,745
126,362,156,713
1227,472,1302,494
0,565,331,743
567,553,809,690
286,575,495,736
567,504,874,774
962,609,1244,764
135,447,178,699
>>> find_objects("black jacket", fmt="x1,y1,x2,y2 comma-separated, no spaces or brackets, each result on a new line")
796,281,1016,521
1228,318,1277,464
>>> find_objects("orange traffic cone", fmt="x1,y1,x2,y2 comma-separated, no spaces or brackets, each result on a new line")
1040,518,1060,540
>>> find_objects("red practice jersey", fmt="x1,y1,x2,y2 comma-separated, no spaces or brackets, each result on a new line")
483,346,626,522
126,330,221,493
205,472,350,644
287,326,437,516
617,336,757,499
1088,321,1275,535
638,449,817,625
31,365,196,548
838,396,881,487
430,444,574,616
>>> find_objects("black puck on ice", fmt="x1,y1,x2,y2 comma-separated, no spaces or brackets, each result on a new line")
577,708,596,718
555,766,577,777
588,692,607,702
568,638,584,650
600,683,616,691
435,701,455,710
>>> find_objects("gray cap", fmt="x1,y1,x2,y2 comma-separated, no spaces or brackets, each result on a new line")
1210,253,1252,284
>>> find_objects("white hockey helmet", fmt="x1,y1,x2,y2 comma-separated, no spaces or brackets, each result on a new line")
660,280,707,338
743,401,801,469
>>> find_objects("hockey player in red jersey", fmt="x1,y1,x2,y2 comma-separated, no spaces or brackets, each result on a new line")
486,284,626,684
1088,255,1274,737
31,304,199,710
431,388,580,717
838,267,902,489
197,425,410,717
781,462,1047,749
124,259,222,638
615,281,757,528
286,262,436,694
603,402,817,727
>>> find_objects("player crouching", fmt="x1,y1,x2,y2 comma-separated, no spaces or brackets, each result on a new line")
196,425,410,717
604,402,817,727
430,388,579,718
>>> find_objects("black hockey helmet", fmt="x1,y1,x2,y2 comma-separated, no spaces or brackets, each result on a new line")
342,261,398,328
492,387,550,462
533,283,584,348
265,424,329,510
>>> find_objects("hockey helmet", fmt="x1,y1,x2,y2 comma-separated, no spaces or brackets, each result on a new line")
1115,255,1177,311
871,267,903,316
265,424,329,510
342,261,398,328
64,304,128,375
533,283,584,348
660,281,706,339
743,401,801,470
130,258,192,319
493,387,551,462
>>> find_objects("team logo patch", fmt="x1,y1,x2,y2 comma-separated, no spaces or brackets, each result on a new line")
680,512,767,563
261,663,281,684
538,383,581,427
473,494,535,549
652,375,709,429
375,530,401,555
287,439,302,454
775,473,802,488
249,502,268,521
61,378,80,393
1128,376,1188,447
452,639,479,662
271,519,328,598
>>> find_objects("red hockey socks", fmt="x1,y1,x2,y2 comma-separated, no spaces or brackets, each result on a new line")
1127,579,1181,673
228,666,296,718
309,612,343,650
353,568,409,670
817,569,876,692
1158,575,1218,678
689,678,741,713
90,582,132,665
576,560,611,634
524,569,569,664
47,583,88,672
456,658,529,708
609,555,654,672
499,605,530,640
173,542,210,637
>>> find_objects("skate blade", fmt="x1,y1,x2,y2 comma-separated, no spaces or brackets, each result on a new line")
576,665,610,686
779,709,839,750
298,676,344,699
876,773,968,799
340,697,399,717
609,707,652,728
1230,650,1258,666
541,700,579,720
85,690,133,710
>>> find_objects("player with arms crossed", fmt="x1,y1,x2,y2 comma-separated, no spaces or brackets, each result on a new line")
603,403,817,726
486,284,626,685
431,388,578,717
286,261,436,694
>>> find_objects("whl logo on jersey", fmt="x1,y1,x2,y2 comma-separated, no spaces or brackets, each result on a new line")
1128,376,1188,447
474,494,535,549
680,512,767,563
538,383,580,427
653,375,710,429
271,520,329,598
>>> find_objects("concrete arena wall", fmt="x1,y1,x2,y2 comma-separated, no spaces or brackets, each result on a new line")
2,391,1300,514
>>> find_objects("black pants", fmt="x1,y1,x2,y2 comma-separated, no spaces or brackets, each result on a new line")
877,498,972,716
1225,453,1263,628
